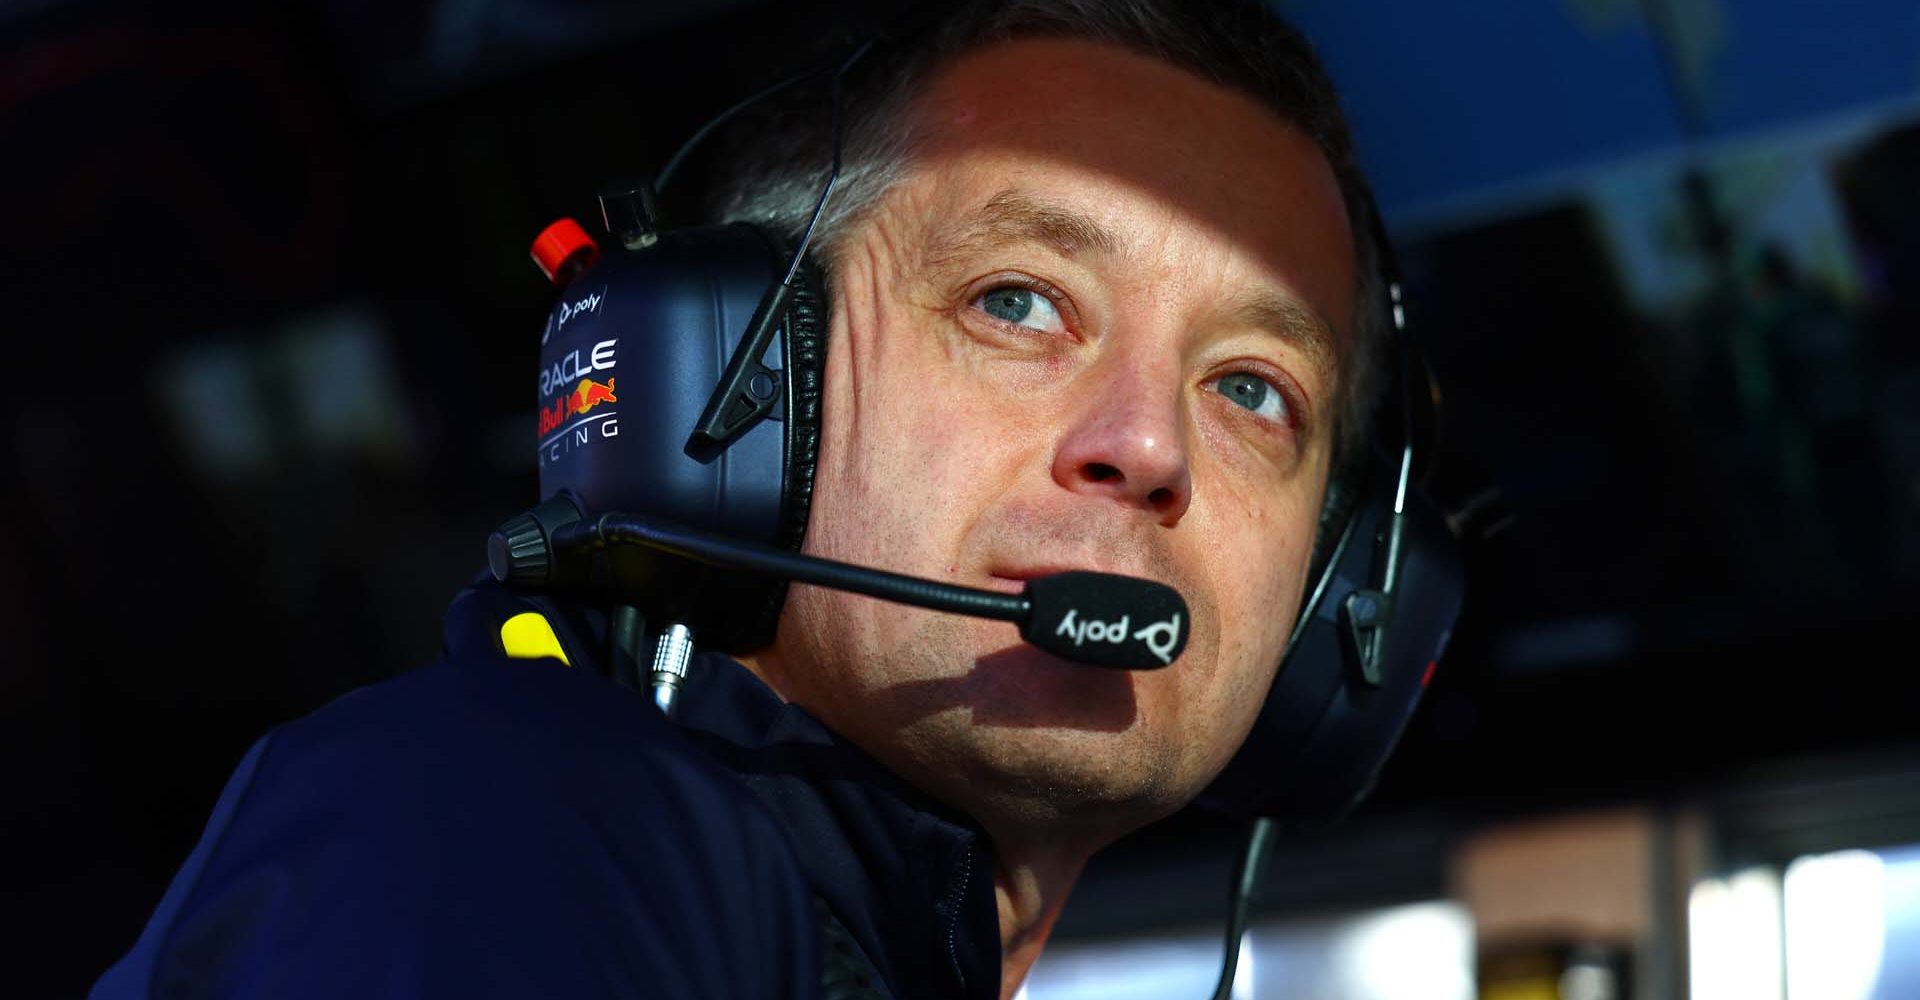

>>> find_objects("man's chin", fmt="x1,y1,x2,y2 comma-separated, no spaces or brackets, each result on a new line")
875,660,1191,833
802,613,1190,831
894,712,1187,842
961,641,1142,732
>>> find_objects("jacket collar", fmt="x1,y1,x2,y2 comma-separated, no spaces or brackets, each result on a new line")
674,651,1002,1000
458,579,1002,1000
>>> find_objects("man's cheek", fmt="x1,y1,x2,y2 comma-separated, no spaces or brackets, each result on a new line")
900,390,1013,477
1202,555,1296,689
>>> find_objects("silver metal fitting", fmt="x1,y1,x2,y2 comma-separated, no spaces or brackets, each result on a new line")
649,623,695,716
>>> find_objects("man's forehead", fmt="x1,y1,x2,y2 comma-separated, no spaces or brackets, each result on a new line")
921,188,1119,267
898,35,1360,342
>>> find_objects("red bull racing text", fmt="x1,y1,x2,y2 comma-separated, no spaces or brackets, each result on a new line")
537,338,619,469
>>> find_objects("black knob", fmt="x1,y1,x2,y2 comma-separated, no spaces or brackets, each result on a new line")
488,511,551,585
488,494,586,587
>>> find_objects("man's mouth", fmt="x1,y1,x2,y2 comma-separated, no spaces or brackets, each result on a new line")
986,562,1151,593
984,564,1092,595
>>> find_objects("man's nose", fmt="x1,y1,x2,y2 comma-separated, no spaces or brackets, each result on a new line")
1050,357,1194,525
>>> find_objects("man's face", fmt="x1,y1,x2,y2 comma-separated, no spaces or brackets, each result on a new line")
755,37,1357,847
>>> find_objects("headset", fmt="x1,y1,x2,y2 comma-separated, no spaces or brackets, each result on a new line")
494,16,1464,999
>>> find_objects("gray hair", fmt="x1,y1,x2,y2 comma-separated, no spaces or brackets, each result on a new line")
708,0,1387,459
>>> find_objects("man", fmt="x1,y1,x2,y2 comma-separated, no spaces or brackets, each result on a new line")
93,2,1389,998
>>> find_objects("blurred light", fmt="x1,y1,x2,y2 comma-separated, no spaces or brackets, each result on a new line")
1560,959,1619,1000
1022,901,1471,1000
1877,845,1920,999
1020,933,1223,1000
277,308,415,463
156,306,415,482
1689,866,1784,1000
1339,902,1475,1000
1784,850,1886,1000
159,345,271,479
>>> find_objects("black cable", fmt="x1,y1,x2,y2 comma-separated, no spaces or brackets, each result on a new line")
551,513,1028,622
610,604,646,690
655,28,877,200
685,37,878,452
1209,817,1276,1000
654,67,820,195
1389,282,1415,517
782,39,874,285
1284,489,1364,656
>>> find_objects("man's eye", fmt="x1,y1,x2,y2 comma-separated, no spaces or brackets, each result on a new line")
974,286,1065,334
1213,372,1290,424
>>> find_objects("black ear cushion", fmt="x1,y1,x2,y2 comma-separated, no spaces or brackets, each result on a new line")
777,252,828,553
1301,447,1369,623
744,245,828,644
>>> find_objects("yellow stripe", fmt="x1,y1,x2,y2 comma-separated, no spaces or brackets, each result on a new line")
499,612,571,666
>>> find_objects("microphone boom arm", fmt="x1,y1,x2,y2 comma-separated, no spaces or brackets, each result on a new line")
550,513,1030,622
493,501,1187,670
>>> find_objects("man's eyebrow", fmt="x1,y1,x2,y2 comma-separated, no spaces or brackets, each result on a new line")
1236,290,1338,382
922,189,1121,267
923,188,1339,380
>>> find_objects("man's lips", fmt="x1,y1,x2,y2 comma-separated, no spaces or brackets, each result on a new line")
983,564,1139,595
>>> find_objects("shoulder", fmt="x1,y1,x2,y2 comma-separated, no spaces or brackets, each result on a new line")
264,651,781,859
93,642,820,999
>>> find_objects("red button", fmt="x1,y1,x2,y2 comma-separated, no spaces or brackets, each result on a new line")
529,218,600,285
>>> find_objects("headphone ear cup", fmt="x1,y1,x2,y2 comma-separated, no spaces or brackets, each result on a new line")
1196,448,1463,824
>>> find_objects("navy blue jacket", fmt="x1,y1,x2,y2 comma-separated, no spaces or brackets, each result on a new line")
91,579,1002,1000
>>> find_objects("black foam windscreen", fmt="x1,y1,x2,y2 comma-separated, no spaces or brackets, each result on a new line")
1019,572,1189,669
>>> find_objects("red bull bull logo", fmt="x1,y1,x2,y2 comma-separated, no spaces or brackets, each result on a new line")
538,377,617,437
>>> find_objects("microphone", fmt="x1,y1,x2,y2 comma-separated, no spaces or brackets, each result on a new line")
1022,571,1186,669
489,501,1188,670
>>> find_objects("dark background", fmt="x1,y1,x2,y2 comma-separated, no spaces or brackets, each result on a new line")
4,0,1917,995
